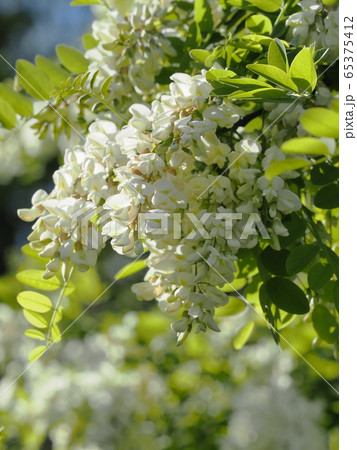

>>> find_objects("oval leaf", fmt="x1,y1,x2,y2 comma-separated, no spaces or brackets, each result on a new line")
16,59,54,99
289,47,317,92
35,55,70,87
265,277,309,314
247,0,282,12
16,270,61,291
281,137,330,155
300,108,339,138
286,245,318,275
115,260,147,280
17,291,52,313
246,14,272,35
265,157,310,180
308,263,333,290
25,329,47,341
215,296,246,316
268,39,288,72
314,184,339,209
56,45,89,74
29,345,47,362
0,97,16,129
260,246,289,276
233,322,255,350
23,310,48,328
312,304,337,343
247,63,298,92
0,83,33,116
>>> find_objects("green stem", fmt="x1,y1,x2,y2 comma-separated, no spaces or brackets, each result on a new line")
46,265,74,345
273,0,294,30
64,88,128,124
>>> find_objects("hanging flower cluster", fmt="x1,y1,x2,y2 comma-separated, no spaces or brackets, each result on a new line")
19,71,302,337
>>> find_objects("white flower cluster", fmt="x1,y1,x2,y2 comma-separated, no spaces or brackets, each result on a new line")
286,0,339,60
19,72,302,337
86,0,177,102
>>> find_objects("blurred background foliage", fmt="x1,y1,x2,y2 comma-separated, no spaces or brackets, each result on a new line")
0,1,338,449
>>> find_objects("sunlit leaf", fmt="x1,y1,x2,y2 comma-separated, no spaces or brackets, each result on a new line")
265,158,310,180
56,45,89,74
23,310,48,329
25,329,47,341
29,345,47,362
300,108,339,138
281,137,330,156
115,260,147,280
16,270,61,291
232,322,255,350
247,63,298,92
289,47,317,92
0,98,16,129
17,291,52,313
215,296,246,316
16,59,54,99
0,83,32,116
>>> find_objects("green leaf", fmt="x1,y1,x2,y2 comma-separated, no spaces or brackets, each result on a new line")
246,14,272,34
35,55,70,87
56,45,89,74
247,63,298,92
70,0,101,5
314,184,339,209
215,296,246,316
194,0,213,32
229,87,286,100
308,263,333,290
281,137,330,155
16,270,61,291
300,108,339,138
289,47,317,92
243,34,274,46
312,304,337,343
82,33,99,50
260,246,289,276
268,39,288,72
29,345,47,362
16,59,55,100
0,83,33,116
279,214,307,248
213,77,271,90
311,162,339,185
232,322,255,350
286,245,318,275
247,0,283,12
190,49,211,63
265,277,310,314
51,324,62,343
115,260,147,280
265,157,310,180
206,69,236,80
17,291,52,313
100,76,113,96
320,246,339,277
219,278,247,292
0,97,16,129
23,310,48,328
25,329,47,341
